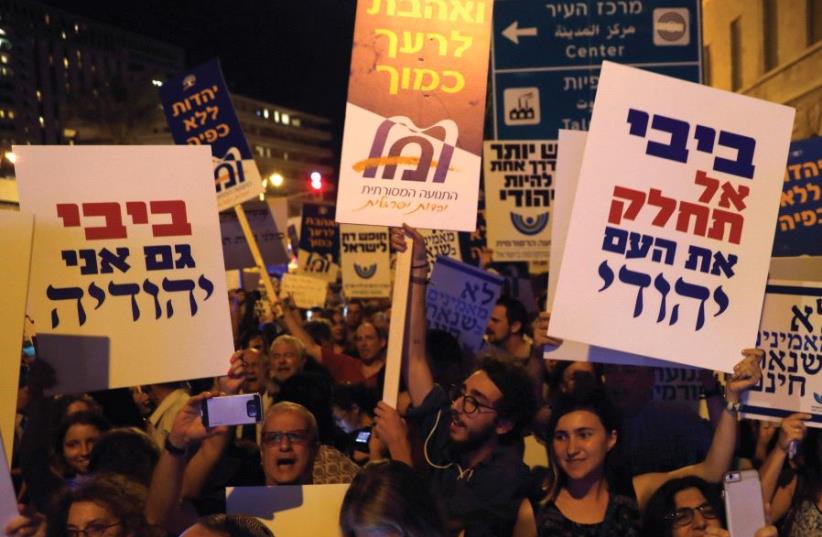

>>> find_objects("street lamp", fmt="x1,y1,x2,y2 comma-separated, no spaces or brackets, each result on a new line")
270,173,284,188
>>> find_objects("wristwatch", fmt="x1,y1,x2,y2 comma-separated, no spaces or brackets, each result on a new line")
164,436,187,457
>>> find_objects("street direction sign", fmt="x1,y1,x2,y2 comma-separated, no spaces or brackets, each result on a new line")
492,0,702,140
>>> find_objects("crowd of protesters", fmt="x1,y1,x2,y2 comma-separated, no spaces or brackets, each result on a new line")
3,225,808,537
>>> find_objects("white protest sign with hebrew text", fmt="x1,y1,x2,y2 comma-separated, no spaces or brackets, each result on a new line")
420,229,461,269
14,146,233,394
340,224,391,298
546,129,677,367
550,62,794,372
280,273,328,309
427,257,503,355
742,281,822,427
484,141,555,262
0,212,32,465
226,485,348,537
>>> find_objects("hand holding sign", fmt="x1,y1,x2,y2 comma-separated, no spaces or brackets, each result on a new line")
777,413,811,453
3,508,46,537
532,311,563,349
389,224,427,266
725,349,764,404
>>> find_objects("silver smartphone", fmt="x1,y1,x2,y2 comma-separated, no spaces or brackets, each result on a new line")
723,469,766,537
200,393,262,428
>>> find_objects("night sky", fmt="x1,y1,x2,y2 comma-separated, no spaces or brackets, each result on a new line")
39,0,357,126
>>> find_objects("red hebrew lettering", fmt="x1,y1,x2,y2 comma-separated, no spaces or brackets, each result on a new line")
81,202,127,240
149,200,193,237
126,201,149,224
56,203,81,227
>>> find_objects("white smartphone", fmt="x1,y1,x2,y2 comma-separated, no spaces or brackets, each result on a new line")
723,470,766,537
201,393,262,428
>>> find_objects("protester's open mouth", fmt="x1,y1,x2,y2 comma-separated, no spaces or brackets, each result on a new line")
450,416,466,432
276,457,296,469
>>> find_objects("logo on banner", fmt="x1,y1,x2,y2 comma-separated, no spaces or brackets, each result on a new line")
510,212,550,236
504,88,541,126
214,148,248,193
355,117,458,184
653,9,690,46
814,392,822,405
182,74,197,90
354,263,377,279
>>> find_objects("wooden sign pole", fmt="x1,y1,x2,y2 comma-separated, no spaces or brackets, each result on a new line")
382,236,412,406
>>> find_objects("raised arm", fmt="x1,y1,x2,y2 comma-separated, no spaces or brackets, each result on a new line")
392,225,434,407
633,349,763,510
278,298,323,362
759,412,808,520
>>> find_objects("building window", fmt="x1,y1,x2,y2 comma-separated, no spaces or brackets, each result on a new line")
763,0,778,71
292,118,301,127
281,113,290,125
730,17,742,91
810,0,822,45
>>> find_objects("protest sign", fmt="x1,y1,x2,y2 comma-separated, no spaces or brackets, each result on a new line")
0,432,16,530
220,206,288,270
742,280,822,427
487,261,538,316
427,257,503,355
550,62,794,372
653,367,703,412
340,224,391,298
298,203,340,282
774,136,822,257
280,273,328,309
336,0,494,231
267,198,292,258
420,229,461,268
483,141,556,262
14,146,233,393
0,212,32,464
226,485,348,536
546,129,679,367
159,59,263,211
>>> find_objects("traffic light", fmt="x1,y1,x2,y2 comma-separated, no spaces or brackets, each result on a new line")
310,171,323,191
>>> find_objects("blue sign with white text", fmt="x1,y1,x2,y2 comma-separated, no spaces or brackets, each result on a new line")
492,0,702,139
159,59,263,210
773,137,822,257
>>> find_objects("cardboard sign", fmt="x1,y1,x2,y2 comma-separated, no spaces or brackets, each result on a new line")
336,0,494,231
0,212,32,464
483,141,556,262
14,146,233,393
298,203,340,282
159,59,263,211
546,129,679,367
340,224,391,298
420,229,461,268
220,206,289,270
226,485,349,536
550,62,794,372
774,136,822,257
280,273,328,309
427,257,504,355
742,281,822,427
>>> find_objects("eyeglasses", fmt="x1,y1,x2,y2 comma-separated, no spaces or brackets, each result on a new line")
261,430,311,446
271,351,299,360
665,503,719,527
67,522,122,537
448,386,497,415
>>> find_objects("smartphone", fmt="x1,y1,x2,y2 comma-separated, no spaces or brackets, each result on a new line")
201,393,263,428
353,428,372,453
724,470,766,537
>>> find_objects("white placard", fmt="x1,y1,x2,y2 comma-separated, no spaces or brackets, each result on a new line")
420,229,461,268
226,484,348,536
483,141,555,262
14,146,233,393
0,211,32,465
340,224,391,298
545,130,676,367
280,273,328,310
742,280,822,427
550,62,795,372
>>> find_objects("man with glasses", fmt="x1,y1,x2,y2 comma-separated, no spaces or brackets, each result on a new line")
391,225,537,537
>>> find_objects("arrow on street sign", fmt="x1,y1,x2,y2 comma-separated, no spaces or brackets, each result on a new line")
502,21,538,45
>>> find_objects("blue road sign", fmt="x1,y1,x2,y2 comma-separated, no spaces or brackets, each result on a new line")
492,0,702,140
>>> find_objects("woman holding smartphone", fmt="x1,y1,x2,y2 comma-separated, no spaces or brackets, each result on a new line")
535,350,762,537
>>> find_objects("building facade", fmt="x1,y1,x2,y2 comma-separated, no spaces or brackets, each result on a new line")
703,0,822,140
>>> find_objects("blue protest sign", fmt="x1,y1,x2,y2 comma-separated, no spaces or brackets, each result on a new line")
220,207,289,270
427,257,504,354
298,203,340,282
774,137,822,257
159,59,263,210
492,0,702,139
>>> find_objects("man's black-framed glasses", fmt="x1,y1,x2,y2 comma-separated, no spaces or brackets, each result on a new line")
66,522,123,537
665,503,719,527
261,430,310,446
448,385,497,415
